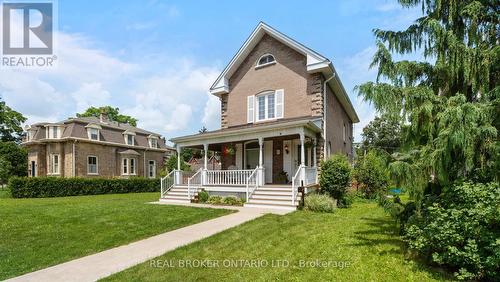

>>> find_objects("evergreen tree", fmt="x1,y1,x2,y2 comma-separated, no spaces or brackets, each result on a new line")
356,0,499,201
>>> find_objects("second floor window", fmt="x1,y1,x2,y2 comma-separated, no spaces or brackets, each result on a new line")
47,126,61,139
247,89,284,123
149,138,158,148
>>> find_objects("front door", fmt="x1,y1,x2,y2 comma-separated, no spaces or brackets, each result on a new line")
30,161,36,177
264,140,273,184
245,148,259,169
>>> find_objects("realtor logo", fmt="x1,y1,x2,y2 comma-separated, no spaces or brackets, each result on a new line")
1,0,57,67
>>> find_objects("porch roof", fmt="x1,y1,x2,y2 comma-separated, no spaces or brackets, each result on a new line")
171,116,322,148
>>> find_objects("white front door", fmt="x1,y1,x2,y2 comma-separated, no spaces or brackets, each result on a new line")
264,140,273,183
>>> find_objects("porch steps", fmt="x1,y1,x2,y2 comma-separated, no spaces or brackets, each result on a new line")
160,185,198,203
244,185,300,210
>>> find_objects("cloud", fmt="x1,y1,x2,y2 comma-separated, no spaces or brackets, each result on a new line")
122,61,220,135
202,93,220,130
71,82,111,113
336,45,379,142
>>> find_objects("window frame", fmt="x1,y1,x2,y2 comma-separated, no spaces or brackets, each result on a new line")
255,54,276,69
125,134,135,146
49,153,60,175
87,155,99,175
88,128,100,141
148,160,156,178
148,138,158,148
255,91,277,122
121,157,137,176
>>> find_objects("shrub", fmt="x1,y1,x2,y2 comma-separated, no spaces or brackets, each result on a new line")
354,150,389,198
223,196,242,206
319,154,352,207
198,190,209,203
207,195,223,205
404,182,500,280
8,177,160,198
304,193,336,213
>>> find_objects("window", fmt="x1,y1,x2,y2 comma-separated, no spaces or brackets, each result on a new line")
343,123,347,143
148,160,156,178
149,138,158,148
256,92,276,121
256,54,275,67
49,154,60,175
52,127,58,138
122,158,136,175
247,89,283,123
126,134,134,145
89,128,99,140
87,156,98,175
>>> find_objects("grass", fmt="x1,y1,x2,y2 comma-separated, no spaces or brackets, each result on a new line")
0,192,232,280
104,201,450,282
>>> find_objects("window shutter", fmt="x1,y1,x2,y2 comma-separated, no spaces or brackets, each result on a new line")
247,95,254,123
275,89,284,118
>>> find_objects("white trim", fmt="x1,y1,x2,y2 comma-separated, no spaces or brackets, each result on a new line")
87,155,99,175
87,128,100,141
255,53,276,69
48,153,60,175
121,157,137,176
148,160,156,178
22,137,172,152
255,91,277,122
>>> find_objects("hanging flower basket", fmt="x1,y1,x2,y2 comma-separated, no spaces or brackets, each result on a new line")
223,144,236,156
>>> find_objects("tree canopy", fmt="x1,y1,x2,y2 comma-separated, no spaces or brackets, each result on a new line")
356,0,499,201
0,98,26,142
361,114,402,154
76,106,138,127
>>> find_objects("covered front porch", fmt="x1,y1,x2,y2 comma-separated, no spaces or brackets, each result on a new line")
161,118,322,206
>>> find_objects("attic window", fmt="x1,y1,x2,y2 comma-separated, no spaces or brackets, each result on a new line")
256,54,276,68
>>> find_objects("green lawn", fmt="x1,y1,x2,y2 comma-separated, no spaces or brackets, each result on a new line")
104,201,450,282
0,193,231,280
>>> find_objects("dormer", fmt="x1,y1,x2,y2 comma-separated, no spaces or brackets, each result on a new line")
45,124,64,139
123,130,136,146
85,123,102,141
24,125,37,141
147,134,159,148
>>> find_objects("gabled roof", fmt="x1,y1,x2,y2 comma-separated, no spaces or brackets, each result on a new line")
209,21,359,123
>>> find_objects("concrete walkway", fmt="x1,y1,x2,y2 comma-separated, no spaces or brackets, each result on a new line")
7,204,290,282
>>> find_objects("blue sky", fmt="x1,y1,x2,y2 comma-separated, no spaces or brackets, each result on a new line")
0,0,422,143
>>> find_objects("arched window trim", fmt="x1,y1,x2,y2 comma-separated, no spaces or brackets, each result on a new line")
255,54,276,69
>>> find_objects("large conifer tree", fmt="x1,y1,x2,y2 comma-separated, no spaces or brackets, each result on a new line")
357,0,499,201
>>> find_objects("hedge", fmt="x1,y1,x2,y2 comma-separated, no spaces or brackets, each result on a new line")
8,177,160,198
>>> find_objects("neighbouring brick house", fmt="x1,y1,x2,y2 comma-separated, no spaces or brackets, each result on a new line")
22,115,174,178
161,22,359,210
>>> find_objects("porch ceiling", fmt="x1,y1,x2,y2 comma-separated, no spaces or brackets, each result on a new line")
171,117,321,148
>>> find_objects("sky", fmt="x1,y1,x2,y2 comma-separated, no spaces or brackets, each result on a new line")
0,0,423,144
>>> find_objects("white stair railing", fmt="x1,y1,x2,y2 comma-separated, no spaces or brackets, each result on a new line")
160,170,176,198
291,165,305,205
187,168,203,200
245,167,259,202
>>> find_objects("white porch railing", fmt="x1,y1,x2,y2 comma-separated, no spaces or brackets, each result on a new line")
245,167,260,202
160,170,176,198
291,166,318,205
187,168,203,200
205,169,255,186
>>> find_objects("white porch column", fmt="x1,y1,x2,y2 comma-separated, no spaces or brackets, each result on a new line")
313,138,317,167
203,143,208,185
300,133,306,185
300,134,305,167
258,137,264,186
176,145,182,184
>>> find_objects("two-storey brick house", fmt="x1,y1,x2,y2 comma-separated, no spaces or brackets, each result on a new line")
162,22,359,209
22,115,173,178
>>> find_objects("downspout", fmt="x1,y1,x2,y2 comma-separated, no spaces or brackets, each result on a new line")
72,140,77,177
143,149,148,178
323,73,336,160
